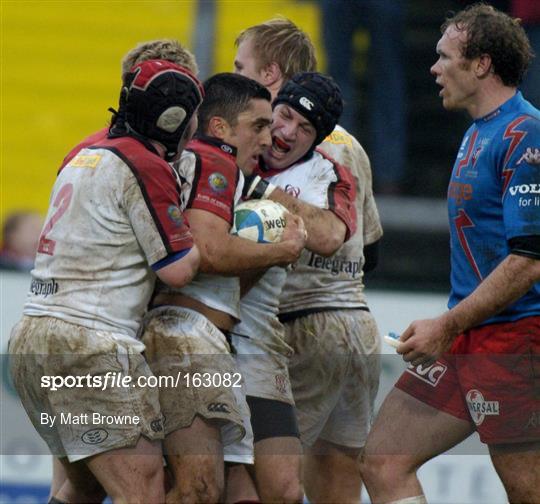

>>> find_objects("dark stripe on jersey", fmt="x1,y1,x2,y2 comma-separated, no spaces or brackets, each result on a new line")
89,145,174,254
186,149,202,209
278,306,370,324
234,163,241,197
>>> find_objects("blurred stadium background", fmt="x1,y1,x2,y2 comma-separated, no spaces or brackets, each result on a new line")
1,0,520,502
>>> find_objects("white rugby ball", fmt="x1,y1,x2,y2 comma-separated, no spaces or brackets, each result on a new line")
231,200,288,243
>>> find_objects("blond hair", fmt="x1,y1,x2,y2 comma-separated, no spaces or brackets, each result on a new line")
121,39,198,78
236,18,317,80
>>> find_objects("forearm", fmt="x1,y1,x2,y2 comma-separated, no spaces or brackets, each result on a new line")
199,234,291,275
268,188,346,256
441,254,540,335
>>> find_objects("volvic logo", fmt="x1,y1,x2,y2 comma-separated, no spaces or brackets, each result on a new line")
299,97,313,110
508,183,540,196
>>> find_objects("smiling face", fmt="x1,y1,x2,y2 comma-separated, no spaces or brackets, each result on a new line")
221,97,272,174
430,24,479,113
262,103,317,170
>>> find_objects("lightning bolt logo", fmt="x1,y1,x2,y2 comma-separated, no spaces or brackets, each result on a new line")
454,209,482,281
502,116,529,196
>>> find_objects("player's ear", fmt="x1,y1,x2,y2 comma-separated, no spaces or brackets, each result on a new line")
475,53,493,79
207,116,232,140
260,61,282,87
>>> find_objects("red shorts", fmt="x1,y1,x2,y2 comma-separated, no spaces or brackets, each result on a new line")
396,316,540,444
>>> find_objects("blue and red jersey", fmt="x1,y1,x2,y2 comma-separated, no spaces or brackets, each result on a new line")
448,92,540,324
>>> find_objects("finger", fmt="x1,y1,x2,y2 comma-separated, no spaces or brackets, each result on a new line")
400,324,414,342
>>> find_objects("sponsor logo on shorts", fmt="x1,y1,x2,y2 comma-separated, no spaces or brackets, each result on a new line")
517,147,540,165
150,418,163,433
405,362,447,387
167,205,184,227
81,428,109,445
466,389,500,426
208,172,228,193
207,403,230,414
275,374,287,395
299,97,313,111
525,410,540,430
30,277,59,297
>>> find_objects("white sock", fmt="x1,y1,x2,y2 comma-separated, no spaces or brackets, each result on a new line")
387,496,427,504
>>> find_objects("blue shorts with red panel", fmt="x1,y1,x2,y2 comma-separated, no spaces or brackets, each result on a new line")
395,316,540,444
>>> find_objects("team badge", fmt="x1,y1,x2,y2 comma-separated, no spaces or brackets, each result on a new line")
167,205,184,227
208,172,228,192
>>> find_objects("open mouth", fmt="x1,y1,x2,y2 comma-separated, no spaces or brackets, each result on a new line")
272,136,291,154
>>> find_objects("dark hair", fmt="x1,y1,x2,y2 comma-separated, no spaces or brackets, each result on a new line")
442,3,533,86
197,73,271,134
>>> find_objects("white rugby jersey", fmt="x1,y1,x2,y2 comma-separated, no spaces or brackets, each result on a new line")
157,137,244,319
24,133,193,341
279,125,383,314
235,148,357,344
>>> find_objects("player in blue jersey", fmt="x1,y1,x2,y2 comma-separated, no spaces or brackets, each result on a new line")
359,4,540,504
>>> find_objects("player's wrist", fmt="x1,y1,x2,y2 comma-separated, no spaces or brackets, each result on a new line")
243,175,275,200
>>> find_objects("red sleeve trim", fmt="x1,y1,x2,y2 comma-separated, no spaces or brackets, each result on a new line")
93,140,193,254
320,151,357,240
186,145,239,225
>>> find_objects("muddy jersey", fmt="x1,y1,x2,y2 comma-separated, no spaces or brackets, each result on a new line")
157,136,244,319
24,134,193,341
275,130,375,314
448,92,540,324
238,149,356,340
233,266,288,353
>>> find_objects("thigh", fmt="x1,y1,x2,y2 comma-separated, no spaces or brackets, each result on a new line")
54,457,106,504
85,436,164,498
365,387,474,462
489,441,540,503
253,436,303,499
305,439,362,504
164,416,224,494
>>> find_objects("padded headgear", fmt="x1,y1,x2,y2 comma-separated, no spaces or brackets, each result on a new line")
122,59,204,160
273,72,343,148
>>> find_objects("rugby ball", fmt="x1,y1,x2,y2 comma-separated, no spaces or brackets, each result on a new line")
231,200,288,243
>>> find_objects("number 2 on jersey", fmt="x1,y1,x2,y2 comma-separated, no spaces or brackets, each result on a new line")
37,183,74,255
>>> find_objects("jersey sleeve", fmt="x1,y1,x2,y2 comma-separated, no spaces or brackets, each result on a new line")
349,137,383,245
186,150,239,224
501,115,540,240
320,132,382,245
328,161,358,240
122,154,193,266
